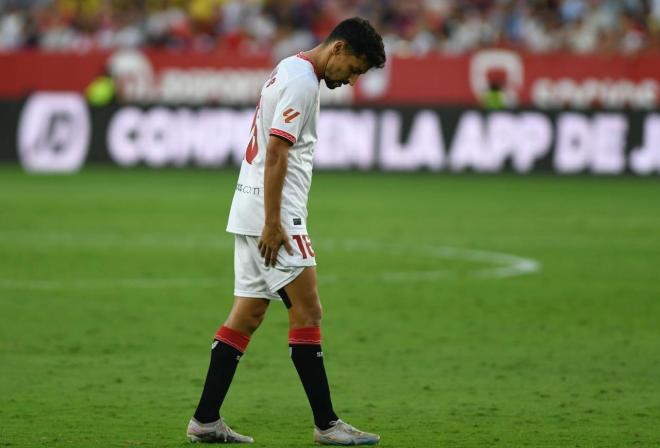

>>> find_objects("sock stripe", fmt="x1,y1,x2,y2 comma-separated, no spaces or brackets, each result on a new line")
289,326,321,345
215,326,250,353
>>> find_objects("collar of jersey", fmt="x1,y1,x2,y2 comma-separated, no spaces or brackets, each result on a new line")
296,52,322,81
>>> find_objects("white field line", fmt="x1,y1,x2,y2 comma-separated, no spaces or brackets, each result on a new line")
0,232,541,290
321,239,540,280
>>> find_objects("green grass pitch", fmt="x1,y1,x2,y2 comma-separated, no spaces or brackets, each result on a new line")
1,166,659,447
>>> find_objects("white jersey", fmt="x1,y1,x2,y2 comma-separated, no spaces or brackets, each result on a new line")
227,53,321,236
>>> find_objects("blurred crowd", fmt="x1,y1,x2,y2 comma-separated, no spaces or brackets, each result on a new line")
1,0,659,57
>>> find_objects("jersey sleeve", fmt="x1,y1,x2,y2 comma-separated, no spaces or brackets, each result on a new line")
269,78,316,145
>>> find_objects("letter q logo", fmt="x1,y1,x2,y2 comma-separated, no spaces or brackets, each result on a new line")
18,92,91,173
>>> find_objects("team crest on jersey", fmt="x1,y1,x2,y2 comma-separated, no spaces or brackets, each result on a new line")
283,108,300,123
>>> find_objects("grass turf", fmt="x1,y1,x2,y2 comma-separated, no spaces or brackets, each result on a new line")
0,166,659,447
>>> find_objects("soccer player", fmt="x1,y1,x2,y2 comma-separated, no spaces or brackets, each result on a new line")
187,17,386,445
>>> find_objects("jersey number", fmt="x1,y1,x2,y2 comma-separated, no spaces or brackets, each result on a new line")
292,235,315,259
245,100,260,164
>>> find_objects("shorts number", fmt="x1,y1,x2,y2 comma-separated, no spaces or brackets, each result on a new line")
292,235,315,259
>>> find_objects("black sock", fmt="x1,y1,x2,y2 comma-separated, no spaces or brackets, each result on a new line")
290,344,339,430
193,339,243,424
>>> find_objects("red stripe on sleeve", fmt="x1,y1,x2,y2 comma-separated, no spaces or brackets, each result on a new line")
270,128,296,145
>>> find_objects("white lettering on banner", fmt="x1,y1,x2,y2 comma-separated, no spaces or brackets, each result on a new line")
107,107,252,167
637,80,658,108
108,50,352,105
380,110,445,171
100,106,653,174
17,92,90,173
110,49,272,105
486,113,519,171
196,109,245,166
107,106,141,166
449,112,551,173
165,108,196,166
554,113,627,174
142,107,171,167
591,115,627,174
449,112,486,171
555,113,591,173
532,78,658,109
515,113,553,172
159,69,272,104
314,110,376,169
109,50,155,102
487,113,553,172
630,115,660,174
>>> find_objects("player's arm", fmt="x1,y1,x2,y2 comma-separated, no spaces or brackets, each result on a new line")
259,135,294,267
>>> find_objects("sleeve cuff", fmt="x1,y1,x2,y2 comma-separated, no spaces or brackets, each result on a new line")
269,128,296,145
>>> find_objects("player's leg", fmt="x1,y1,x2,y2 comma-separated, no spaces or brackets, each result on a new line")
283,266,322,329
193,297,270,424
278,267,338,430
282,267,379,445
188,235,277,443
224,295,271,336
188,297,269,443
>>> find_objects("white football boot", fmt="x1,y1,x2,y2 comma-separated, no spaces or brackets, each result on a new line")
314,419,380,445
187,417,254,443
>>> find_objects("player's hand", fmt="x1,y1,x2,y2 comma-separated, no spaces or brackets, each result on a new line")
258,223,294,267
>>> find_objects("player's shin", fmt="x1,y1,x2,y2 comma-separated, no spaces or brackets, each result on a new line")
193,326,250,424
289,326,339,430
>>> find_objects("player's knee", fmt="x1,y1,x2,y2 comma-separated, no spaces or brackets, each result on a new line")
226,301,268,335
308,303,323,326
291,301,323,328
244,307,267,333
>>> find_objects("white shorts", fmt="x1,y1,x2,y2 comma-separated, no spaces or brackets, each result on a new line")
233,233,317,300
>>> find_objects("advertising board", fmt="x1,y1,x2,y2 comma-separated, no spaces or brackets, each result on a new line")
2,50,659,109
3,93,658,175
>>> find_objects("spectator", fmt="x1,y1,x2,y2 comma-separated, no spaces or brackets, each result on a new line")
0,0,657,55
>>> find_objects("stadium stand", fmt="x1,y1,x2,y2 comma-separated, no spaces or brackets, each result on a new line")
1,0,659,56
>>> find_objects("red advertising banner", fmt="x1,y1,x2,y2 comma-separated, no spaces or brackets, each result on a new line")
2,49,659,108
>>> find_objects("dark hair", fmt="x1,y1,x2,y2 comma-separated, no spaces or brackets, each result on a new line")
325,17,386,69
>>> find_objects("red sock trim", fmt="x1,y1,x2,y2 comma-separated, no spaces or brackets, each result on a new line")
215,326,250,353
289,326,321,345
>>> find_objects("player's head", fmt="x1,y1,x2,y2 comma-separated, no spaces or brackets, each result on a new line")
321,17,386,89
